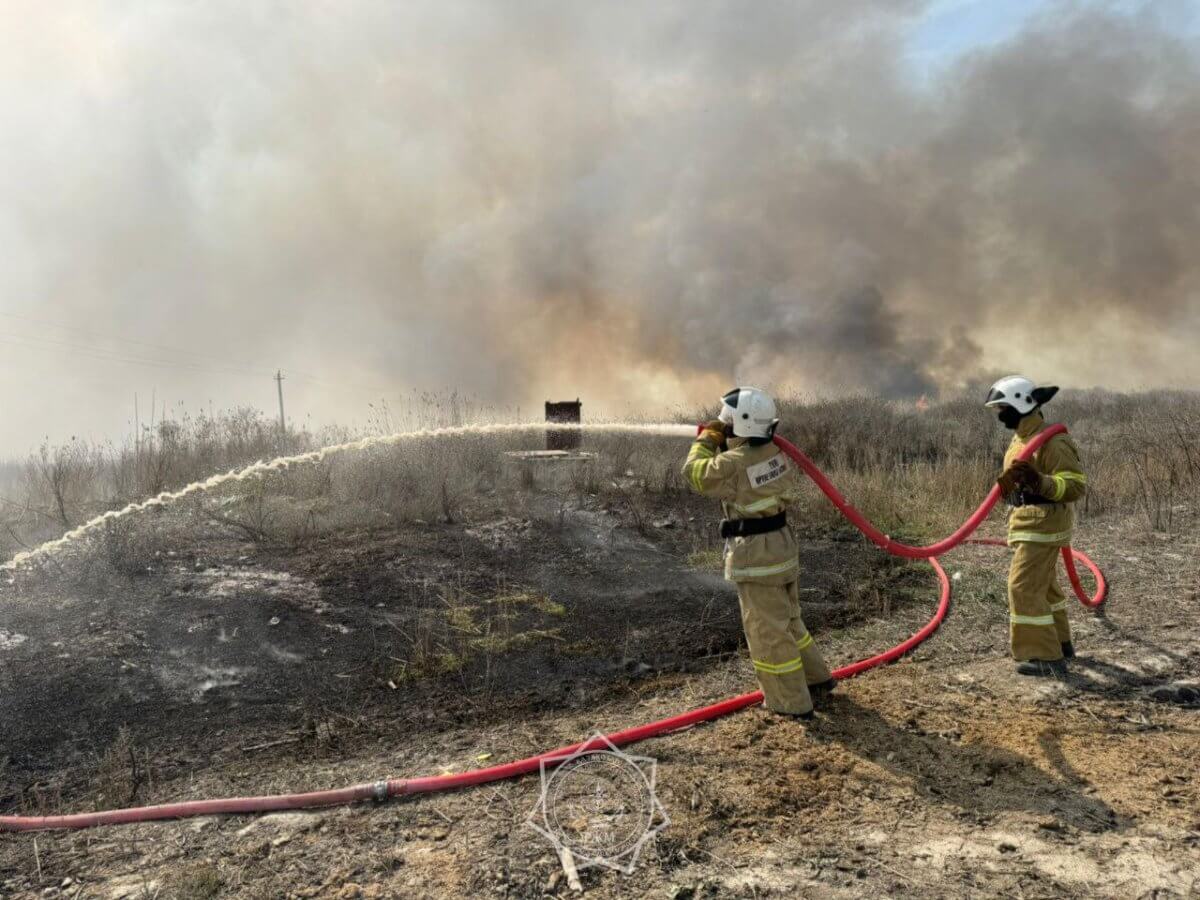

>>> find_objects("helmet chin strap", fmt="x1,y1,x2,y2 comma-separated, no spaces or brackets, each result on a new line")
998,406,1024,430
999,405,1045,430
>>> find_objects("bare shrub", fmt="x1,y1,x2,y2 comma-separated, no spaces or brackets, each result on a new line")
24,438,104,528
93,726,153,810
99,514,168,577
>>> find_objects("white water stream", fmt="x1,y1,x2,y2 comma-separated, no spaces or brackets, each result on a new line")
2,422,695,571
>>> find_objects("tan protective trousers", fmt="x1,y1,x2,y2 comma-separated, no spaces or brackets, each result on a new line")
1008,542,1073,661
736,580,833,715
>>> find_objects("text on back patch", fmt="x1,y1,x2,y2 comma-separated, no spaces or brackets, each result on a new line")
747,455,789,488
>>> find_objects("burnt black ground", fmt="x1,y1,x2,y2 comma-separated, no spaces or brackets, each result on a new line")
0,497,922,814
2,500,1198,899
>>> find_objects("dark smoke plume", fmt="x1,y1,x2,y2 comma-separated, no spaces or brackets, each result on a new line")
1,1,1198,448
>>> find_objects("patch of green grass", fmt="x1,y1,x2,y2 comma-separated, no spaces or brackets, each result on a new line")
470,627,563,654
394,589,570,683
486,591,566,616
396,651,466,683
560,639,599,656
445,603,479,633
687,549,723,572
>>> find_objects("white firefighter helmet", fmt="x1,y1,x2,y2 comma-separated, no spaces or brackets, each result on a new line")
984,375,1057,414
719,386,779,439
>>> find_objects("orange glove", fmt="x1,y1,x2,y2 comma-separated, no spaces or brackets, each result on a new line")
699,419,728,450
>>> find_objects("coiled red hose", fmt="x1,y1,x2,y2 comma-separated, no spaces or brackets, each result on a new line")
970,538,1107,609
0,427,1105,832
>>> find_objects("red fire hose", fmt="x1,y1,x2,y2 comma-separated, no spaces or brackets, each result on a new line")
0,426,1105,832
774,425,1106,609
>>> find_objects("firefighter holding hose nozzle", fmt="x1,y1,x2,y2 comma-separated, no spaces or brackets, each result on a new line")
987,376,1088,676
682,387,834,719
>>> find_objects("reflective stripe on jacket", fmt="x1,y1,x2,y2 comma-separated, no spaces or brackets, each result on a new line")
682,433,805,584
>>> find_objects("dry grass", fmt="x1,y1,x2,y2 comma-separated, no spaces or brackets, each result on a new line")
769,389,1200,539
168,864,224,900
2,389,1198,573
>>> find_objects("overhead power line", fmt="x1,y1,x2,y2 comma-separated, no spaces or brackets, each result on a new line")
0,317,403,397
0,310,346,388
0,311,275,375
0,333,268,379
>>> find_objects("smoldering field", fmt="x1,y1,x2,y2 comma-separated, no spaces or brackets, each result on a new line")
2,388,1198,581
4,390,1200,900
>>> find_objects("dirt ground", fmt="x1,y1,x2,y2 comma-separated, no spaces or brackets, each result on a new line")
1,484,1198,899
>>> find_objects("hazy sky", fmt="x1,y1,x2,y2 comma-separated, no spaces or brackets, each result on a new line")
1,1,1198,454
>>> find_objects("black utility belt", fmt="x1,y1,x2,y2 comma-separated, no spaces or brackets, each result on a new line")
720,512,787,539
1006,491,1063,508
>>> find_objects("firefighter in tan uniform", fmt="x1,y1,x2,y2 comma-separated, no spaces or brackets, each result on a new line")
682,387,834,718
986,376,1088,676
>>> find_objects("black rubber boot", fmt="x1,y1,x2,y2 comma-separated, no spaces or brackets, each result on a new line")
1061,641,1075,659
808,679,837,706
1015,659,1067,677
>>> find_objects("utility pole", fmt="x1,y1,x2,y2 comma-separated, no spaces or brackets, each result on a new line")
275,370,287,441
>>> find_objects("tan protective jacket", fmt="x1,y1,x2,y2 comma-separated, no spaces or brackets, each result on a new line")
1003,411,1087,547
682,433,805,584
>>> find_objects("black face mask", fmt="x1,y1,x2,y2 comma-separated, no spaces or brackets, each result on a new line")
997,406,1024,430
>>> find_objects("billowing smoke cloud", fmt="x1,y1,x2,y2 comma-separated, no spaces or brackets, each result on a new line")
0,1,1197,449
